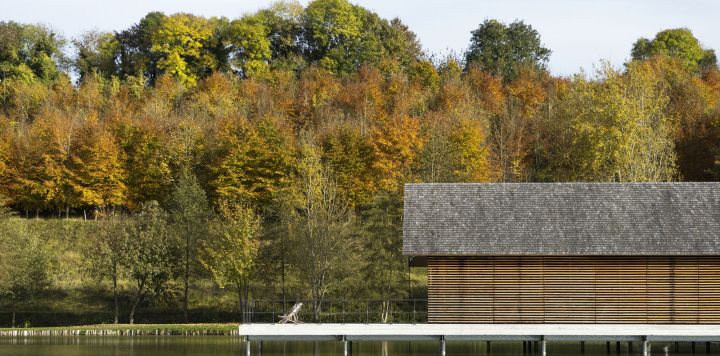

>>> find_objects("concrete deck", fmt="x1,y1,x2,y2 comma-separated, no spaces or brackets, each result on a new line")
239,323,720,342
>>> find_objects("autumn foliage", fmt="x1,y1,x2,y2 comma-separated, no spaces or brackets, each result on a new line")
1,2,720,320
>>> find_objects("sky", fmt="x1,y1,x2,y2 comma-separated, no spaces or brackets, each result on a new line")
2,0,718,77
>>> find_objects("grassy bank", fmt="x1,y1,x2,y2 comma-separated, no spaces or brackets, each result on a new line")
1,218,428,328
0,323,241,336
0,218,247,327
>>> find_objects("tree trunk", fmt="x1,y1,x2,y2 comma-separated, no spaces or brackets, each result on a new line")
236,282,244,323
244,282,250,323
113,268,119,324
11,296,16,328
183,235,189,323
129,295,140,325
66,204,69,219
128,280,145,325
313,300,322,323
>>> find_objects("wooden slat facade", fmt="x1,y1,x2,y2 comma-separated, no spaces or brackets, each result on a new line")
428,256,720,324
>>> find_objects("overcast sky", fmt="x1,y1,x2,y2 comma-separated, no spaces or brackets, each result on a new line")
3,0,718,77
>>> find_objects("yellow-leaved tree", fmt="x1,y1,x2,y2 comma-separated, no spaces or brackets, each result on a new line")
152,13,218,87
369,115,424,192
568,60,677,182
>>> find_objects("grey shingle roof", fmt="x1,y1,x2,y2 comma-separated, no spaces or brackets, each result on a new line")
402,183,720,256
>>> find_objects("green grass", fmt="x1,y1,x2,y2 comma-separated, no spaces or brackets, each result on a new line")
0,323,239,332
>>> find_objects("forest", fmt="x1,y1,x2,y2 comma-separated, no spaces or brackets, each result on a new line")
0,0,719,327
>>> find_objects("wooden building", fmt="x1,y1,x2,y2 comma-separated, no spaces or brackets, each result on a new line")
403,183,720,324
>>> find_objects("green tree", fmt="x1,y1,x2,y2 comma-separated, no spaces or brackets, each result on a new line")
281,138,356,322
124,201,174,324
72,29,119,83
303,0,362,75
226,14,272,77
465,19,551,82
115,12,166,83
166,168,210,323
256,1,305,68
359,190,405,321
151,13,218,86
0,218,51,328
631,28,717,73
381,17,423,68
200,198,260,321
0,21,68,84
83,213,129,324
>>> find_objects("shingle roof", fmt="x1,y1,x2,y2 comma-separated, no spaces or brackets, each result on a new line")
402,183,720,256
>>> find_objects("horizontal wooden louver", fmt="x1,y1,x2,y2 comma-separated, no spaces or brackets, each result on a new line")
427,256,720,324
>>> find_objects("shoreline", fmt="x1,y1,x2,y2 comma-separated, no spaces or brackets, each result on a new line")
0,324,240,336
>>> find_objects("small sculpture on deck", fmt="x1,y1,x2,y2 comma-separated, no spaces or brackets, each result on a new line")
278,302,304,324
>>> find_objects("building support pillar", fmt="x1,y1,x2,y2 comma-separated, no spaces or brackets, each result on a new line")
541,336,547,356
607,342,610,354
439,335,445,356
344,338,348,356
246,339,251,356
642,337,648,356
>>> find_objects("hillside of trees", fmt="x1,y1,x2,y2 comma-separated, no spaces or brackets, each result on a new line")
1,0,719,326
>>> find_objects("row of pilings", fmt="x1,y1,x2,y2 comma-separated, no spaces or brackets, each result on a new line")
0,329,240,336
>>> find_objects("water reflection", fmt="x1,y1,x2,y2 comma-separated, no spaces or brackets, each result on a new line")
0,336,713,355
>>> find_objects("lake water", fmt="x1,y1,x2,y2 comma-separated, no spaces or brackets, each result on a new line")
0,336,711,355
